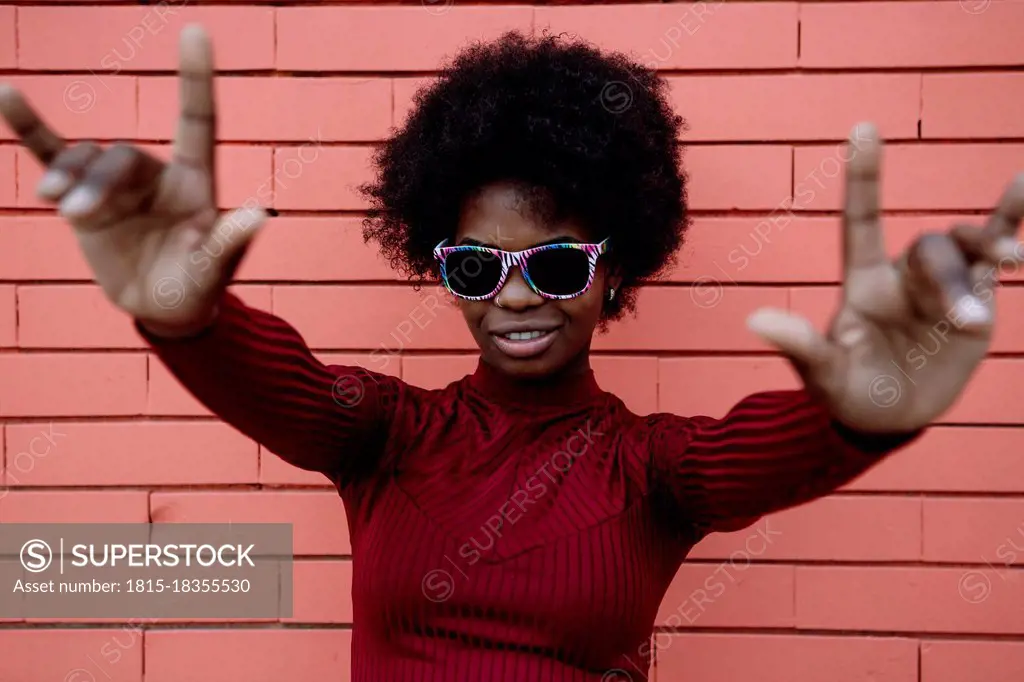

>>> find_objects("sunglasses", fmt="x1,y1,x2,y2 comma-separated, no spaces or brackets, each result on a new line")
433,238,611,301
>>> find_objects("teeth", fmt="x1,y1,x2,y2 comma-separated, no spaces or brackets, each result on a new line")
504,330,548,341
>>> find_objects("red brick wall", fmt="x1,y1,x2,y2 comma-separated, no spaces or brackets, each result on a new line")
1,2,1024,681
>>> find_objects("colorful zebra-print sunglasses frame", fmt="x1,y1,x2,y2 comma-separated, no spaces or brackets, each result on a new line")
433,238,611,301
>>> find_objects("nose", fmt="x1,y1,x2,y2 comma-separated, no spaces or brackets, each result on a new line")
493,265,543,310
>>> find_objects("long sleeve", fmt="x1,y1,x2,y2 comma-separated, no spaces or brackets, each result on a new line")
138,292,406,482
646,389,923,536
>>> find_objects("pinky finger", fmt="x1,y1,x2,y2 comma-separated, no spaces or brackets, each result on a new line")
951,223,1024,266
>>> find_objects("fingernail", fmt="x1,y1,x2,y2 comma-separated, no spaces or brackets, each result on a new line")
60,186,97,216
37,170,71,198
954,295,991,327
995,237,1022,263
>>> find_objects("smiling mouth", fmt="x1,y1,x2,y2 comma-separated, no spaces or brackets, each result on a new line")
490,328,560,359
500,330,549,341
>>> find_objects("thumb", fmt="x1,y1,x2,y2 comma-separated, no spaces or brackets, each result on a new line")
747,307,838,382
198,205,267,283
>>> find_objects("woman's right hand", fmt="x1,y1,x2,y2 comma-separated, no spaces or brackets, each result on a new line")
0,24,265,337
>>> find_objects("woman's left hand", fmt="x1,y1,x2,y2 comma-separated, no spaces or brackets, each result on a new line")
748,122,1024,434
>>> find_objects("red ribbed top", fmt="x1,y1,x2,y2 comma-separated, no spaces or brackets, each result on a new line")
141,293,918,681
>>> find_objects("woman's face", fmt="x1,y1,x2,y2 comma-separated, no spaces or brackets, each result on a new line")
452,181,619,379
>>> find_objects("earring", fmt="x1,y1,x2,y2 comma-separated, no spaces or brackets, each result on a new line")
608,288,616,301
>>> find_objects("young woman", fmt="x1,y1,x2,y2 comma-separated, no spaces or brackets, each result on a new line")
2,24,1022,682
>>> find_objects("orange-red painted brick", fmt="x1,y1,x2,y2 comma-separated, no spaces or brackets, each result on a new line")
800,1,1024,68
277,6,533,71
145,629,352,682
18,6,274,70
149,491,350,555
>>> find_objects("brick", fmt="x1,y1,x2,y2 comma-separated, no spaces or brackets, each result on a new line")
672,355,1024,427
146,629,351,682
686,146,792,210
668,74,920,141
921,640,1024,682
0,629,142,682
272,284,472,351
138,77,392,142
259,352,399,487
596,287,784,352
0,6,14,69
0,146,13,207
657,564,794,628
0,76,136,142
796,566,1024,634
690,497,921,562
237,217,396,282
20,284,268,351
228,285,273,312
16,146,273,210
674,214,1019,285
923,73,1024,139
790,286,1024,353
19,6,274,70
18,285,142,349
149,491,350,555
393,77,434,126
945,360,1024,424
272,145,374,211
923,498,1024,565
277,6,533,71
657,357,799,417
2,422,70,488
286,560,354,623
850,427,1024,493
4,422,257,487
0,556,21,622
0,285,13,347
0,354,146,417
672,216,924,285
656,633,917,682
0,217,91,280
536,3,798,70
793,144,1024,211
0,491,149,523
592,356,659,416
801,1,1024,68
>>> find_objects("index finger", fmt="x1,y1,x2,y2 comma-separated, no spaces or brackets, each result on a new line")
981,172,1024,244
0,85,66,165
841,122,887,280
173,24,217,173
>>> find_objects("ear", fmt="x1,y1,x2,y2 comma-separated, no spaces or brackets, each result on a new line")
605,264,623,293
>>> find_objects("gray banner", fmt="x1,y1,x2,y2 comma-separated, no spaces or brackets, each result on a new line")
0,524,293,619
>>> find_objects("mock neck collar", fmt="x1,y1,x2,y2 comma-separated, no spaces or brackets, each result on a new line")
465,358,605,411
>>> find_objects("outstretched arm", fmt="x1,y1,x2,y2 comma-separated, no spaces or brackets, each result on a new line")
140,292,404,480
646,390,920,535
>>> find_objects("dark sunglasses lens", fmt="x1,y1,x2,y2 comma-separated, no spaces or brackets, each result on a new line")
444,249,503,298
526,248,591,297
